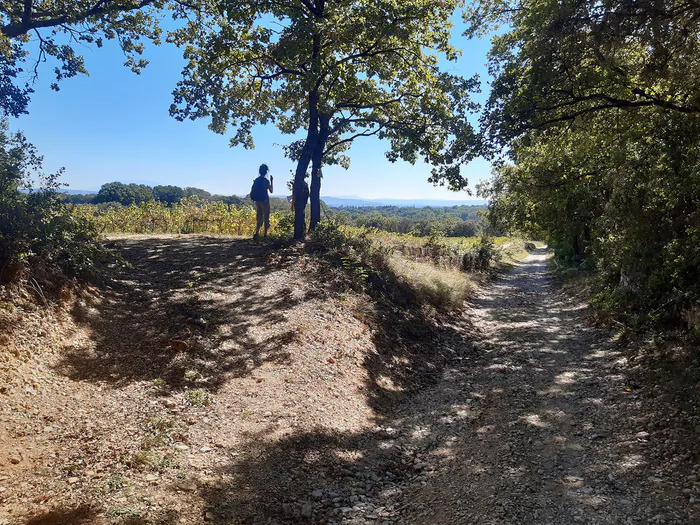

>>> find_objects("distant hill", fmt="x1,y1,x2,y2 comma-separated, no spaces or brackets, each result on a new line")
323,196,487,208
61,189,98,194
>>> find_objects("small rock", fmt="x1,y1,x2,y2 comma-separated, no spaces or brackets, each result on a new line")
174,443,190,452
146,474,158,482
635,431,650,439
204,511,215,521
199,446,212,453
67,477,79,484
311,489,323,500
301,503,312,518
176,480,197,491
8,456,21,465
170,339,189,352
264,411,273,417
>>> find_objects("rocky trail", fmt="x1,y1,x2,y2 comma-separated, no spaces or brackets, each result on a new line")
1,239,697,525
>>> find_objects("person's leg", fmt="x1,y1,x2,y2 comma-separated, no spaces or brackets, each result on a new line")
263,199,271,237
254,202,263,239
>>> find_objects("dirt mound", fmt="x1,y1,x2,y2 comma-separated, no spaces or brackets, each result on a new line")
1,238,696,525
1,236,472,524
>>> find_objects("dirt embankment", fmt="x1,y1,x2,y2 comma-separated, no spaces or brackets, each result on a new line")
0,238,697,525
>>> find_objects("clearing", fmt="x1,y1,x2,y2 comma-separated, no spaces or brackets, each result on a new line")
0,237,697,524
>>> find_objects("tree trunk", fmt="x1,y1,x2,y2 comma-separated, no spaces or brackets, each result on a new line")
293,142,313,239
293,33,324,239
309,164,322,230
309,115,330,231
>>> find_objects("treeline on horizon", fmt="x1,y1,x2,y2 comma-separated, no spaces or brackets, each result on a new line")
330,205,488,237
62,182,490,238
61,181,294,213
62,182,243,205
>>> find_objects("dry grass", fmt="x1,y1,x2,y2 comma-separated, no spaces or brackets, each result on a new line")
387,255,477,310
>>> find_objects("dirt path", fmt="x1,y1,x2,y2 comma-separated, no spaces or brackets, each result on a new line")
1,240,697,525
388,248,698,524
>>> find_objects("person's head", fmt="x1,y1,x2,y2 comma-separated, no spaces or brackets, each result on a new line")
259,164,269,177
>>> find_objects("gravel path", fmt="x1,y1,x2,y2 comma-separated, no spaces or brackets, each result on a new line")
3,242,697,525
384,248,697,525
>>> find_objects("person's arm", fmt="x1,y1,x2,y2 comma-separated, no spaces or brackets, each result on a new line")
269,176,274,194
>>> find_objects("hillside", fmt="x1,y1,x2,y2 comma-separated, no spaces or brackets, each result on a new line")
1,236,698,525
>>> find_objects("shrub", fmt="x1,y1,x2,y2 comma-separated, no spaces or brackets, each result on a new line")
0,123,113,284
461,235,500,272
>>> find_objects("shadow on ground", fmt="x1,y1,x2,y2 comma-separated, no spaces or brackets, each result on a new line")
48,241,695,524
196,248,696,524
55,236,300,392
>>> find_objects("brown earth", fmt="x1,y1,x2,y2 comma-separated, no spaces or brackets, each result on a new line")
0,237,697,525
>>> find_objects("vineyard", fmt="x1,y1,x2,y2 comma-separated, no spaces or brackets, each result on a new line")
72,199,293,236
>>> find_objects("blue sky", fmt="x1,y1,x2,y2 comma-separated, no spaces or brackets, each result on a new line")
10,13,495,199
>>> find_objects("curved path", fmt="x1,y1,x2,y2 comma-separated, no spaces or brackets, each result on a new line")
392,248,695,525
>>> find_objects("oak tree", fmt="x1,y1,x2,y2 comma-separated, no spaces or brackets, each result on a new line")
170,0,481,238
0,0,194,116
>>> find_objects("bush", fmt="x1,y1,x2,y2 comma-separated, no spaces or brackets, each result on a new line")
461,235,499,272
0,123,112,284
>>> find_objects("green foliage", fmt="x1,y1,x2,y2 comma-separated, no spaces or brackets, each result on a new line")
468,0,700,146
476,0,700,325
461,234,499,272
96,182,156,205
330,204,488,237
152,184,184,204
0,0,179,116
0,122,112,282
184,388,212,407
169,0,483,239
72,199,294,237
106,474,126,491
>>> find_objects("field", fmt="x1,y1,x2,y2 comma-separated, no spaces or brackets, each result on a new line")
71,199,290,237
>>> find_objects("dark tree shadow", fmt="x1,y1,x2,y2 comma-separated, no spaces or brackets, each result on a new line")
55,237,299,393
193,247,696,524
24,505,98,525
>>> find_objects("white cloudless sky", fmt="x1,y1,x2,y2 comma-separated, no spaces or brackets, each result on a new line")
10,12,495,199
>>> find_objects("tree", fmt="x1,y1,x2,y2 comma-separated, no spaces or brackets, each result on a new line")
0,0,195,117
153,184,184,203
96,181,154,204
0,119,106,281
169,0,481,238
472,0,700,323
465,0,700,146
184,186,211,199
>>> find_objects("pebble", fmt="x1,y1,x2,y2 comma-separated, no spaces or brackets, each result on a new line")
174,443,190,451
176,480,197,491
67,477,79,484
8,456,21,465
301,502,312,518
204,511,215,521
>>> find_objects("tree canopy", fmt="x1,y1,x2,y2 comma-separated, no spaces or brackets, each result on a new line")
465,0,700,146
0,0,194,117
474,0,700,324
169,0,482,237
